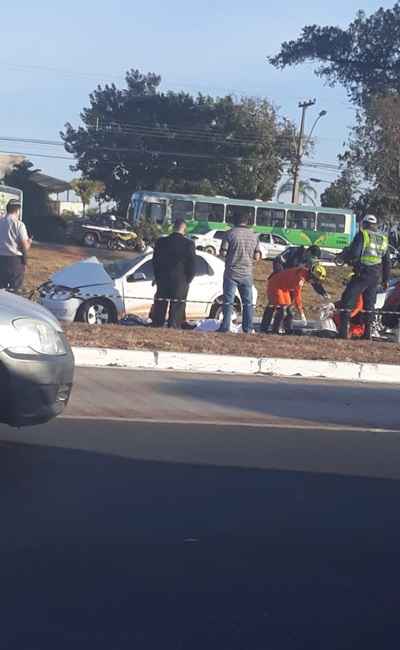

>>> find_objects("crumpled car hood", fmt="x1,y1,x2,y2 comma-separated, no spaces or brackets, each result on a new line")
50,257,113,289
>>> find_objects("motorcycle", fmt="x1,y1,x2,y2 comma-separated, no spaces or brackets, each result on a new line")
105,229,138,250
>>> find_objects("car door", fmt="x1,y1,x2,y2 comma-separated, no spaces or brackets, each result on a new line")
270,234,289,257
122,259,156,317
186,255,217,319
258,233,273,258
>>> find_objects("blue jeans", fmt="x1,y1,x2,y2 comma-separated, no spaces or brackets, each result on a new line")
220,276,254,333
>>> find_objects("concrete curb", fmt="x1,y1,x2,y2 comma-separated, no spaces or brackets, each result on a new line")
72,346,400,384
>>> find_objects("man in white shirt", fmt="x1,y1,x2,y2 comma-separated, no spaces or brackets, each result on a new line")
0,199,32,291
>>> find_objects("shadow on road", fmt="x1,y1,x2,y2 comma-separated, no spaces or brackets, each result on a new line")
156,374,400,430
1,438,400,649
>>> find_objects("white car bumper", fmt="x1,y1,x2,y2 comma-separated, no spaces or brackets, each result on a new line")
39,296,82,323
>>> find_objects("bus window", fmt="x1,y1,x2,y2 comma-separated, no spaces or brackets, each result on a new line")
256,208,285,227
171,200,194,221
194,202,224,223
144,202,166,225
226,205,255,225
317,213,346,233
287,210,316,230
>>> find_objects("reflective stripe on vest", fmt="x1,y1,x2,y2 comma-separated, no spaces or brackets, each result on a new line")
360,230,388,266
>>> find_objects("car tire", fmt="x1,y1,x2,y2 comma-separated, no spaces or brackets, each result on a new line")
209,297,241,322
204,245,216,255
76,299,117,326
83,232,98,248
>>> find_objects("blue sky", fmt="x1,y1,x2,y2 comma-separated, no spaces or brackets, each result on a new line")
0,0,395,190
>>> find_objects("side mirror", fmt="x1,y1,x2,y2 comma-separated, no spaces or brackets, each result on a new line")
128,271,146,283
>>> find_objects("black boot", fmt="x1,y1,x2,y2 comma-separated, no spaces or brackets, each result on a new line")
260,306,275,333
272,307,284,334
361,318,373,340
283,307,294,335
338,310,350,339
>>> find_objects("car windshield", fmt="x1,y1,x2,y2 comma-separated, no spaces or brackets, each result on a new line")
104,254,149,280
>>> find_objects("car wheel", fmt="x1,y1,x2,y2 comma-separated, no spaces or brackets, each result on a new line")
76,299,117,326
204,245,216,255
83,232,98,247
209,297,241,322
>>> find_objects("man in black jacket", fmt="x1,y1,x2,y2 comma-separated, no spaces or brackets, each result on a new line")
151,219,196,329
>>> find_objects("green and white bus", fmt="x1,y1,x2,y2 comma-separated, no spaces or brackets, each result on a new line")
128,190,356,251
0,185,23,217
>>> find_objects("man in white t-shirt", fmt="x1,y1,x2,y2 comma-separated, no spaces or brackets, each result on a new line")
0,199,32,291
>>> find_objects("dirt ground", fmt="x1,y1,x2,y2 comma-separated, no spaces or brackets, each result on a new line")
25,242,400,365
64,323,400,365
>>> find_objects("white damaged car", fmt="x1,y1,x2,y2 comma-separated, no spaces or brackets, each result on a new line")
38,251,258,325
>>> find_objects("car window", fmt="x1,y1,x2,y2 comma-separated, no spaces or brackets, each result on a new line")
272,235,287,245
259,233,271,243
105,254,148,279
195,255,213,276
135,259,155,281
214,231,226,240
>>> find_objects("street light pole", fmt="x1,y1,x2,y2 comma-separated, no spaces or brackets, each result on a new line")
292,99,316,204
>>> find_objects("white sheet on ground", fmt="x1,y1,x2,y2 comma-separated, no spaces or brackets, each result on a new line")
195,319,242,333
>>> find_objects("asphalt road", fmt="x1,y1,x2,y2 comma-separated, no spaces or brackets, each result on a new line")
1,368,400,649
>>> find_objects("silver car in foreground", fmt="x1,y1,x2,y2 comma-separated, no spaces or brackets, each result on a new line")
0,290,74,427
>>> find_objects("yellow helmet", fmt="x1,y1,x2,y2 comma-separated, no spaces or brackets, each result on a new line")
311,263,326,281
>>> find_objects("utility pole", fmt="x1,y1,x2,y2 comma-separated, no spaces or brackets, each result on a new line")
291,99,316,204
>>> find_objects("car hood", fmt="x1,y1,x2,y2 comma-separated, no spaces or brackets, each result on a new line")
0,290,62,331
50,257,113,289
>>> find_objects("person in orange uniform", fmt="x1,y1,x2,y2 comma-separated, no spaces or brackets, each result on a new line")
260,263,327,334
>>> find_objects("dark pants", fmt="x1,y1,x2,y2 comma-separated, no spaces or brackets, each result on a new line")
0,256,25,291
151,280,189,329
339,267,380,338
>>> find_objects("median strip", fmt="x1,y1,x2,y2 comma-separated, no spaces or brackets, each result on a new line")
72,346,400,384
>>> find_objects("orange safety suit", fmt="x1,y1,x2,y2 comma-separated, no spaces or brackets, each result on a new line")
333,294,365,338
267,267,310,312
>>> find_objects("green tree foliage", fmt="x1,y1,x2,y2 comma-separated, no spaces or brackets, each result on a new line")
70,178,105,215
320,170,358,210
62,69,296,211
3,161,63,241
321,97,400,219
269,4,400,105
269,5,400,220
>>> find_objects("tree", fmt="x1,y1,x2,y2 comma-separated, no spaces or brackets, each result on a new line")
277,179,317,205
62,69,296,212
269,5,400,221
3,161,62,241
269,4,400,104
320,170,358,210
70,178,105,216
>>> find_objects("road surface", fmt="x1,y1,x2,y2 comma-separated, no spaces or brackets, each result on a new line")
1,368,400,649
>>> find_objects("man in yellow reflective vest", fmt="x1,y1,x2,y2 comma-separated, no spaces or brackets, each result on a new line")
338,214,390,340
